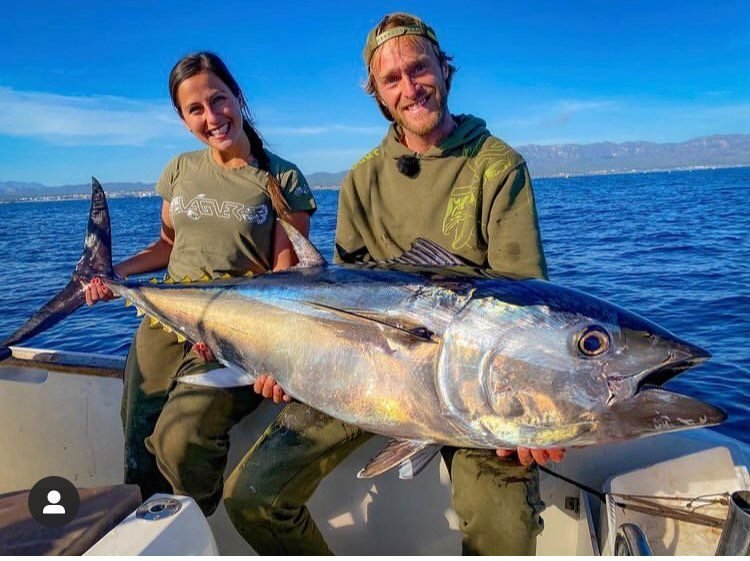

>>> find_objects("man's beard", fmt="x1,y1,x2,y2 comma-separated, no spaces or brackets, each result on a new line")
395,87,449,138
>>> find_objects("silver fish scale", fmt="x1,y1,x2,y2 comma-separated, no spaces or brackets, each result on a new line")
110,267,724,449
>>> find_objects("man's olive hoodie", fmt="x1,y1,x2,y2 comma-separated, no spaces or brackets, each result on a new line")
335,114,548,279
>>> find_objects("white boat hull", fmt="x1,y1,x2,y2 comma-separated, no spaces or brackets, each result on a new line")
1,347,748,555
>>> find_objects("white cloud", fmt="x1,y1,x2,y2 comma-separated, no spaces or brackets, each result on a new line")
493,96,750,146
291,147,375,174
500,98,619,129
0,87,181,145
265,124,383,136
296,147,372,158
554,100,617,123
682,102,750,121
0,86,384,147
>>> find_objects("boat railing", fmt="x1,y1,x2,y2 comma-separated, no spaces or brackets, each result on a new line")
614,523,653,556
2,346,124,379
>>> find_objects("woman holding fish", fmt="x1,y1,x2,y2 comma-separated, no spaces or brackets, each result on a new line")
85,52,316,515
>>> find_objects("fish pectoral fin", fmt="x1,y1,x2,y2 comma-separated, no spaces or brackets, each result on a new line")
177,366,255,388
357,439,438,479
302,301,437,344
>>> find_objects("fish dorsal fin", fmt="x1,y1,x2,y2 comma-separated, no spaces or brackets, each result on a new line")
398,445,442,479
357,439,438,478
278,219,327,268
302,301,436,343
385,238,465,267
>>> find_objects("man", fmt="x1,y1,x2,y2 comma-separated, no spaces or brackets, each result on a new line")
224,13,564,555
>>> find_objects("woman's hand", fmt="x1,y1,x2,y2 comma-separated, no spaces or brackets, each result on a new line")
86,201,175,307
84,277,117,306
496,447,566,468
253,373,291,403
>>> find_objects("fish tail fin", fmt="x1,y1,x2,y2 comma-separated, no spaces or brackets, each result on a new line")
1,177,114,350
74,177,115,280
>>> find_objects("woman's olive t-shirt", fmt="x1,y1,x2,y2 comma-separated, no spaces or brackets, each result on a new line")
156,149,316,280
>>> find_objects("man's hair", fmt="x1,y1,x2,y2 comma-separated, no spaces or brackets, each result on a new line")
363,13,456,121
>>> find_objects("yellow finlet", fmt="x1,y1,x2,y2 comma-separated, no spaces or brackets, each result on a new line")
148,316,160,328
149,277,159,284
175,333,186,343
124,299,133,308
135,307,145,317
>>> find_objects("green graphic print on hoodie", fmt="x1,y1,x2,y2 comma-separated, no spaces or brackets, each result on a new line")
335,115,548,279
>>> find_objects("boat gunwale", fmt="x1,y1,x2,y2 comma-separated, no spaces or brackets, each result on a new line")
2,346,124,379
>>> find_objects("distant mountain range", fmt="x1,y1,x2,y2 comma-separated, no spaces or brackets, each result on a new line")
306,134,750,186
2,135,748,200
519,134,750,178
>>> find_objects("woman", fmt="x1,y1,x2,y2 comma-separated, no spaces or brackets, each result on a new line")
85,52,316,515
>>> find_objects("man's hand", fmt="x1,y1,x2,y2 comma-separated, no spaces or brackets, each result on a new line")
496,447,566,467
253,373,291,404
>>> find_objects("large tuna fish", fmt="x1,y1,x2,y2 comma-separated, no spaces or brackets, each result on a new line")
2,179,725,477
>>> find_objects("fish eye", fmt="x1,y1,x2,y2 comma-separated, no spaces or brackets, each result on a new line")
577,326,610,357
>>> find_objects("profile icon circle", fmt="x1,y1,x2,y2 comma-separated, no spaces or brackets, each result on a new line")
28,476,80,528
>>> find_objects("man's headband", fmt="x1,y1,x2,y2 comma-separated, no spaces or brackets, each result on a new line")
363,17,440,66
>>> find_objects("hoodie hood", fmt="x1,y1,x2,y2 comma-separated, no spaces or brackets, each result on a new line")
382,114,490,160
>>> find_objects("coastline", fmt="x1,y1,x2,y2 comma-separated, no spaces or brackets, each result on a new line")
2,164,748,204
0,191,159,204
532,163,750,180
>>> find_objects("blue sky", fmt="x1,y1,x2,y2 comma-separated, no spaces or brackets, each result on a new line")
2,0,749,184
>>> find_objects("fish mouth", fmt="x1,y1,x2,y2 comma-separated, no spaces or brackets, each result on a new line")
636,344,711,390
601,340,725,439
602,387,727,442
606,342,711,406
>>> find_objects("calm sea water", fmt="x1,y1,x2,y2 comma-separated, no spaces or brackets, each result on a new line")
1,168,748,443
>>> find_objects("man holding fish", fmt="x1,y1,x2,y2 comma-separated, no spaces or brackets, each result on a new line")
233,13,564,555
